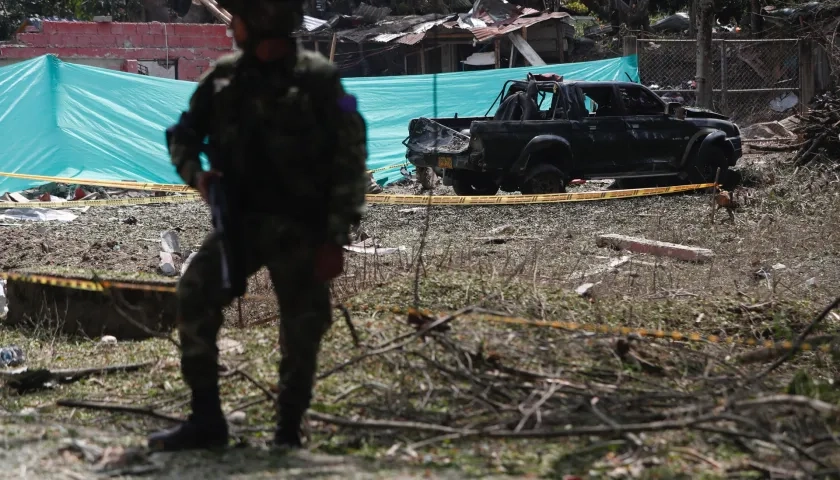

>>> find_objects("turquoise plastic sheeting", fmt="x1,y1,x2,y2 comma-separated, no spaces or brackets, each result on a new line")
0,54,638,193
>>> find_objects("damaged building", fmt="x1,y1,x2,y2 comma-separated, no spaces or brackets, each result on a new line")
296,0,576,76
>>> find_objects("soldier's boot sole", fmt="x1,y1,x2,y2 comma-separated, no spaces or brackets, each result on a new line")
148,418,229,452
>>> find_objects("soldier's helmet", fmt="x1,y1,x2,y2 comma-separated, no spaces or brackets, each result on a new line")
218,0,304,38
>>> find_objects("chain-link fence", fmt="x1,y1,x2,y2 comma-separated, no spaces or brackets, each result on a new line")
637,38,801,125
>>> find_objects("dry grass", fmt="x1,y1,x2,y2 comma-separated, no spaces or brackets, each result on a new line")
1,152,840,479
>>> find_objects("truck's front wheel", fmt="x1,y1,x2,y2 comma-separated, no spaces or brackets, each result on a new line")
521,164,566,195
452,171,500,196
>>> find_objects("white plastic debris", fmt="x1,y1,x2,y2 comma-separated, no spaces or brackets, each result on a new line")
100,335,117,345
180,251,197,276
0,279,7,318
0,208,77,223
159,252,177,276
228,411,247,425
160,230,181,254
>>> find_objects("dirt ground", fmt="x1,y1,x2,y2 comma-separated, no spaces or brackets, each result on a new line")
1,152,840,479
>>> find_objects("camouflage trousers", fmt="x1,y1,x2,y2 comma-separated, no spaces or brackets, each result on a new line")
176,215,332,426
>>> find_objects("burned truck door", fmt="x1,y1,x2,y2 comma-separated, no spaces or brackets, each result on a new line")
619,85,687,170
569,85,632,177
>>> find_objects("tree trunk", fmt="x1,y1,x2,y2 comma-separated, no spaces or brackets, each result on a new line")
696,0,714,110
750,0,762,34
689,0,697,37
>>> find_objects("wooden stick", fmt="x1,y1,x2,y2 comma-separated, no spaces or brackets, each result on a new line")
710,167,721,224
329,33,337,63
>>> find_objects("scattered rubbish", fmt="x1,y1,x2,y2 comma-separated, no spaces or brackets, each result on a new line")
218,338,244,355
0,361,153,393
0,345,25,368
59,440,159,476
366,172,383,194
489,224,517,236
769,92,799,113
160,230,181,254
399,207,426,214
0,208,78,223
741,121,796,141
596,234,714,263
791,87,840,165
122,216,138,225
473,235,539,245
344,238,405,255
38,193,66,203
1,192,29,202
0,278,6,318
158,252,177,276
575,282,596,297
806,277,817,287
100,335,118,346
180,251,197,275
228,411,247,425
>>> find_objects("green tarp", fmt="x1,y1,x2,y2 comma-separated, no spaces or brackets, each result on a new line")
0,54,638,193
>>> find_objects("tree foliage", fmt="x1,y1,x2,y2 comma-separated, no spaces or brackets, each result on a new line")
0,0,144,40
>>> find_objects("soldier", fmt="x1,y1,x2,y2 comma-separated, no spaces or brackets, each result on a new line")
148,0,368,451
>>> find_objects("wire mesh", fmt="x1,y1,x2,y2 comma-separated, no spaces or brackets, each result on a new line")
637,38,801,125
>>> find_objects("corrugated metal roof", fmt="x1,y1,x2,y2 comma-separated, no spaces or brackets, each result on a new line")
372,33,407,43
471,11,570,42
302,15,329,32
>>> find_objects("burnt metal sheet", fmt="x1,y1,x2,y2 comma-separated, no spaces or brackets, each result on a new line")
470,11,570,43
302,15,329,32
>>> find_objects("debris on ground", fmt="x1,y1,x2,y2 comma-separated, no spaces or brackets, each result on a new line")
158,252,177,276
160,230,181,254
99,335,118,346
791,87,840,165
0,345,25,368
596,234,715,263
344,238,405,255
741,121,796,141
575,282,597,297
0,208,78,223
1,362,153,393
0,278,6,318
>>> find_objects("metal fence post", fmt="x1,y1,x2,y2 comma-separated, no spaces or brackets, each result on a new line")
720,39,728,115
623,36,638,58
799,39,814,114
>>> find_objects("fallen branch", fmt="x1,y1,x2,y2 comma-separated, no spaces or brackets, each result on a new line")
56,399,183,423
316,306,475,380
2,362,155,392
752,296,840,381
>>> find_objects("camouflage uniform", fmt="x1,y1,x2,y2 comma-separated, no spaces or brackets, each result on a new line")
149,0,367,452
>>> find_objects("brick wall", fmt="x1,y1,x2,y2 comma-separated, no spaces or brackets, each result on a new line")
0,21,235,81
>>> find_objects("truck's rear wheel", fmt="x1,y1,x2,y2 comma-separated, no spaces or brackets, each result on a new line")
452,171,500,196
685,144,738,188
521,164,566,195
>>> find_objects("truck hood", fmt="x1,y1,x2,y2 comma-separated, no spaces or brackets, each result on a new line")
683,107,730,121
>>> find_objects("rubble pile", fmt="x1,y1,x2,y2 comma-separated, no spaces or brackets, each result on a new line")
792,87,840,165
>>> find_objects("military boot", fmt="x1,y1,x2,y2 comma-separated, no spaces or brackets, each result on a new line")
148,386,229,451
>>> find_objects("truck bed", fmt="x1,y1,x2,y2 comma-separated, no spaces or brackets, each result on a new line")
405,116,488,155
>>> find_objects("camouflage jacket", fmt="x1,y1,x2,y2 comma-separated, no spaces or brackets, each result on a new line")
168,47,368,246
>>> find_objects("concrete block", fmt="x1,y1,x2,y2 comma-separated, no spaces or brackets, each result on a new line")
596,234,715,263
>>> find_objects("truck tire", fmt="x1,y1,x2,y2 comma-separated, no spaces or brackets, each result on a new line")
521,164,566,195
452,171,500,196
685,144,728,185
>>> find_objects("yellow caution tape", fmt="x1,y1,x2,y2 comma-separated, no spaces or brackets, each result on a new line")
0,171,716,207
0,194,200,209
367,162,408,174
365,183,717,205
1,271,824,354
0,271,177,293
342,302,832,353
0,172,196,193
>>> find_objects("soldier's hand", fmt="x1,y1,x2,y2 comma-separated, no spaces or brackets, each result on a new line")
314,244,344,282
195,170,222,203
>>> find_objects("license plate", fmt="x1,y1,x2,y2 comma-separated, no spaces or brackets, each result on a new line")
438,156,453,169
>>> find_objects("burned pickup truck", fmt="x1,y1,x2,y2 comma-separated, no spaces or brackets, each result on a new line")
404,74,742,195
